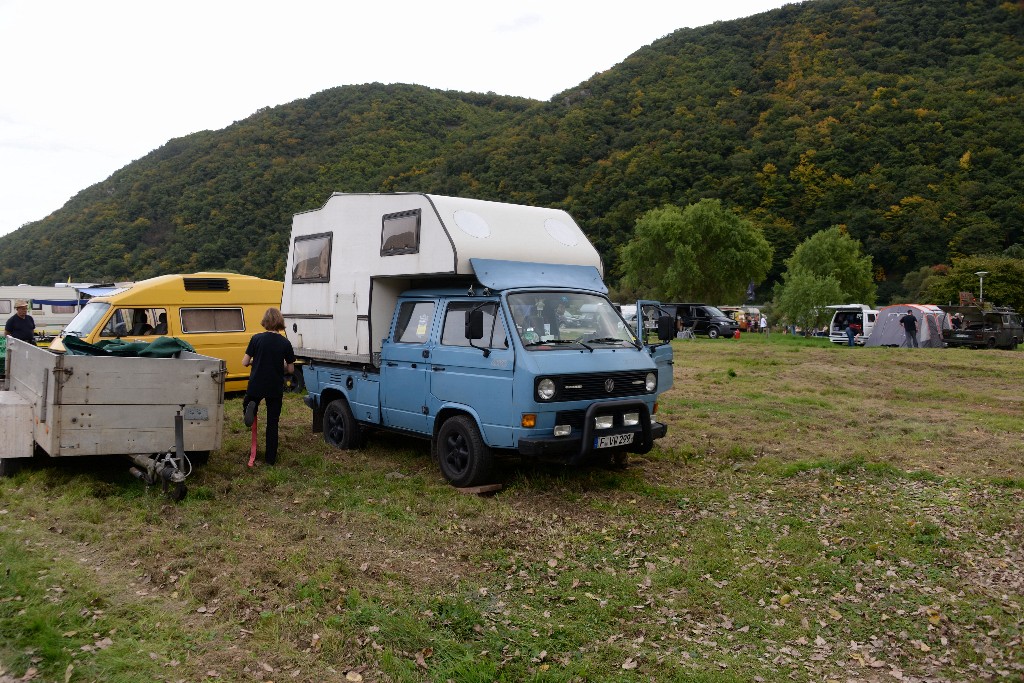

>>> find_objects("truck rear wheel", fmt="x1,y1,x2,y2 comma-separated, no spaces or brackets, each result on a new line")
324,398,361,450
436,415,493,487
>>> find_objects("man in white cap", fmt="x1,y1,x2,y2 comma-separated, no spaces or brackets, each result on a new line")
4,300,36,344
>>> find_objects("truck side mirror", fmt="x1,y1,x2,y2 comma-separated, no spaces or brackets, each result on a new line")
465,310,485,340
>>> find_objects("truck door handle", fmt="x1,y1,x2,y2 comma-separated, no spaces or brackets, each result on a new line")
432,366,445,372
386,362,397,367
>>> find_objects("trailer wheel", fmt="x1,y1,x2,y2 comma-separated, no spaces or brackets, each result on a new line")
186,451,210,466
0,458,20,478
436,415,493,487
324,398,360,450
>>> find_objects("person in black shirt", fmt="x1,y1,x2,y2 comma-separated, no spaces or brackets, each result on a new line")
899,311,919,348
242,308,296,465
4,300,36,345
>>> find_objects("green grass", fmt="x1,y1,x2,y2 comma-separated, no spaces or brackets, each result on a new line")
1,337,1022,681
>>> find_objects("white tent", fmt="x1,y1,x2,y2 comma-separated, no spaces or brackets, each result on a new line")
865,304,949,348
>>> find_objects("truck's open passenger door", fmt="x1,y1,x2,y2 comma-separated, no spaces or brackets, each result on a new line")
637,300,674,393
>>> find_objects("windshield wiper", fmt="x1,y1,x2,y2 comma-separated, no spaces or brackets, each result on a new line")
525,338,577,346
585,337,630,345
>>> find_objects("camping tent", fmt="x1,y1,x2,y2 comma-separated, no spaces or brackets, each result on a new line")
865,304,949,348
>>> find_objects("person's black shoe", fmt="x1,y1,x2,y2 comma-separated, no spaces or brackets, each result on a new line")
244,401,257,427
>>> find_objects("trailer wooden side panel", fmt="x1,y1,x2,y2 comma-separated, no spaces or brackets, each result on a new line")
52,404,223,456
2,339,224,459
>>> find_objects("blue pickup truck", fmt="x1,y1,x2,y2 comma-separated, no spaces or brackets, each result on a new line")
282,193,672,487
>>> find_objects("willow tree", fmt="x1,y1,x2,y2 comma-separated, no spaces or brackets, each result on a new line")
617,199,773,303
772,226,876,331
778,227,876,305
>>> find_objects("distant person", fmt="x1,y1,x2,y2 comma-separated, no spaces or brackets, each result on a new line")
153,312,168,335
242,308,296,466
4,300,36,345
846,321,860,346
760,314,768,334
899,310,919,348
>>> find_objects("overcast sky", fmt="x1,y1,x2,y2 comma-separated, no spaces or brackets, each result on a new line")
0,0,796,239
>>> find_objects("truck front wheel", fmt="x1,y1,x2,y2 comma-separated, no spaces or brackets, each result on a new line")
324,398,361,450
436,415,493,487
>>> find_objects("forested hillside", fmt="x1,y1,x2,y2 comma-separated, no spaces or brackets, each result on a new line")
1,0,1021,303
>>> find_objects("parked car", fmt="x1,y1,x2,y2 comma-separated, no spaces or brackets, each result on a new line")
940,306,1021,350
660,303,739,339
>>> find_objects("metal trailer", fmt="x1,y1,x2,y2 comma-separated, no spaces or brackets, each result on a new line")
0,338,225,499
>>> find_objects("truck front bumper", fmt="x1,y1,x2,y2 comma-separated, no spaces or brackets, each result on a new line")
517,399,667,464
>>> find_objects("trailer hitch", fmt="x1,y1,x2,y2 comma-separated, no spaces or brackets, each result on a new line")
126,407,190,501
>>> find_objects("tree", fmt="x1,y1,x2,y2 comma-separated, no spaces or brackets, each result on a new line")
922,256,1024,311
617,199,773,303
772,269,844,334
780,226,877,306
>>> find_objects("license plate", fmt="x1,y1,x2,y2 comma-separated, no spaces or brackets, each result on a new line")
594,433,634,449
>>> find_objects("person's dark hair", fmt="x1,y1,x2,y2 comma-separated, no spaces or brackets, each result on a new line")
261,307,286,331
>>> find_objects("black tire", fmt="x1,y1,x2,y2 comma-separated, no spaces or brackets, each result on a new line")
0,458,20,478
324,398,360,450
986,337,996,349
435,415,493,487
707,327,720,339
284,369,305,393
1008,338,1019,351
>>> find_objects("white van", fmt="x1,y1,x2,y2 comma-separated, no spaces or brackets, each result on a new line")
827,304,878,345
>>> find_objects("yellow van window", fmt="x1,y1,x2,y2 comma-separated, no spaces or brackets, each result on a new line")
180,308,245,333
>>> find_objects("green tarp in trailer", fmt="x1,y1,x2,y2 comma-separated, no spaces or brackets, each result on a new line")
62,335,195,358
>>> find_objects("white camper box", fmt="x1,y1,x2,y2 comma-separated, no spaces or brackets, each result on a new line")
281,193,602,364
1,338,225,481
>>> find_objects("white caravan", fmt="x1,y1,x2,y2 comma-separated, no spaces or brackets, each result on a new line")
0,285,84,342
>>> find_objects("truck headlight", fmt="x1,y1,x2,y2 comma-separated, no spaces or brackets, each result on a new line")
595,415,614,430
537,378,556,401
645,372,657,392
623,412,640,426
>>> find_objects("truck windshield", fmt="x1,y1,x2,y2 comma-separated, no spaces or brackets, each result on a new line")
507,292,636,349
61,302,110,337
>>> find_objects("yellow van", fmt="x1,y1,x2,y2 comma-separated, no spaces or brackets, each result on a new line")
50,273,283,393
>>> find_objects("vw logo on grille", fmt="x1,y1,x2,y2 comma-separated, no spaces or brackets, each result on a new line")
604,378,615,393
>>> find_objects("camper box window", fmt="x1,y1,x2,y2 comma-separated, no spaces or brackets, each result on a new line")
292,233,332,283
380,209,421,256
181,308,245,333
0,300,10,314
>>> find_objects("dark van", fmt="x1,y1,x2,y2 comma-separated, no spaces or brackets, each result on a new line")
661,303,739,339
941,306,1022,350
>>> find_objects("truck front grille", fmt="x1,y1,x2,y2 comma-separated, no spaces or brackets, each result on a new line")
548,371,651,403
